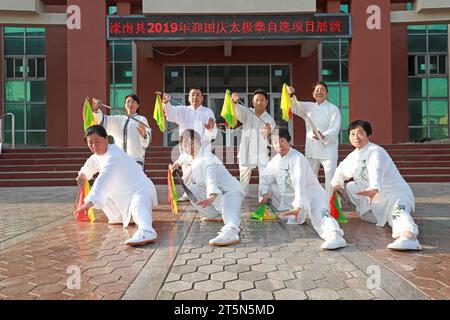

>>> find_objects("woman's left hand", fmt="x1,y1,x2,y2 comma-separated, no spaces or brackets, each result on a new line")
357,189,379,204
197,194,217,207
73,201,93,216
137,123,147,138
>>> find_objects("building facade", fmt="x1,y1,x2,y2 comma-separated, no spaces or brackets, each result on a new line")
0,0,449,147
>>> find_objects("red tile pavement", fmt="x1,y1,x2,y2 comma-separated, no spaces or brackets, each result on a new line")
0,205,183,300
342,212,450,300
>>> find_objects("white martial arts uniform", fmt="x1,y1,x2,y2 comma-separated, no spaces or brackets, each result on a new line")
163,103,218,186
79,144,158,233
330,142,419,238
259,147,344,241
235,104,276,195
177,148,245,229
292,100,341,199
93,110,151,165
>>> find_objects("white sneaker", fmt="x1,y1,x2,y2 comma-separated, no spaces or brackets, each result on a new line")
387,237,422,251
125,229,157,246
178,193,190,202
209,225,240,246
321,233,347,250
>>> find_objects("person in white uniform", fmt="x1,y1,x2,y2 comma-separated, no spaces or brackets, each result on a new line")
331,120,421,251
74,125,158,247
259,128,346,250
230,89,276,195
162,87,218,201
287,83,341,199
171,129,245,246
91,94,151,167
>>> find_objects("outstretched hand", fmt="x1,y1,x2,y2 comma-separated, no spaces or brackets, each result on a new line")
205,118,215,130
73,201,93,216
280,207,300,219
197,194,217,207
357,189,379,204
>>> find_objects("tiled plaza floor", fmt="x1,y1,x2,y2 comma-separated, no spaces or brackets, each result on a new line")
0,184,448,300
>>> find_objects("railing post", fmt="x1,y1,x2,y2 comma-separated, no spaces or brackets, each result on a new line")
6,113,15,149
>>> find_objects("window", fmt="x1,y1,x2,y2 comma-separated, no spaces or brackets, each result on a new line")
109,41,133,113
407,25,448,141
3,27,46,145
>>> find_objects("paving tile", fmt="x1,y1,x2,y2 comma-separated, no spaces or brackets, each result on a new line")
285,279,316,291
194,280,223,292
160,280,192,293
315,278,348,290
306,288,340,300
267,270,295,281
251,264,277,273
255,279,285,291
224,279,254,291
274,288,307,300
241,289,273,300
238,271,266,282
211,271,238,282
208,289,240,300
197,264,223,274
294,270,325,281
174,289,207,300
181,272,209,283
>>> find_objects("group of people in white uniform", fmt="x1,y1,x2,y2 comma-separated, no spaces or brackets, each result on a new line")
73,84,422,252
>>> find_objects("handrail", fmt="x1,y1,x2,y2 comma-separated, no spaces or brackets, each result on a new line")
0,113,15,149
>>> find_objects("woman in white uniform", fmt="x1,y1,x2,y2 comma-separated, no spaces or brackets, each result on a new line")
259,128,346,250
74,125,158,247
330,120,421,251
92,94,151,167
171,129,245,246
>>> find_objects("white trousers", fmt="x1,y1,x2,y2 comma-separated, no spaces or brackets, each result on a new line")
346,181,419,238
102,192,156,234
189,184,243,228
307,157,337,200
239,163,266,195
268,186,344,241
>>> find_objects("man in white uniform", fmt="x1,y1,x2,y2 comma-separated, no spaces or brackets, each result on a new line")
259,128,346,250
91,94,151,167
287,83,341,199
331,120,421,251
162,87,217,201
171,129,245,246
74,125,158,247
230,89,276,196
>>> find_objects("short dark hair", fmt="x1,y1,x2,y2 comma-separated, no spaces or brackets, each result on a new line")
348,120,373,137
84,125,108,140
272,128,291,143
313,81,328,92
188,87,204,95
124,94,139,104
252,89,269,101
180,129,201,145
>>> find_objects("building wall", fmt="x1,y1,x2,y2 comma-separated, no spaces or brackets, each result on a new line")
135,44,313,146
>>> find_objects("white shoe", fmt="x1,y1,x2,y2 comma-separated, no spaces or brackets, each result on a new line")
125,229,157,246
387,237,422,251
321,233,347,250
178,193,190,202
209,225,240,246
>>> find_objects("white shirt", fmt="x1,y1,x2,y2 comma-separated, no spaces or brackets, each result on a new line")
79,144,158,221
330,142,415,224
235,104,276,168
177,148,244,202
259,147,325,212
292,99,341,160
163,103,217,150
93,110,151,163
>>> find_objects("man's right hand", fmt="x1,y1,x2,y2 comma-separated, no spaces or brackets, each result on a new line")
170,162,180,172
162,93,171,104
91,98,100,112
76,173,86,187
287,86,296,96
332,185,345,198
231,93,240,104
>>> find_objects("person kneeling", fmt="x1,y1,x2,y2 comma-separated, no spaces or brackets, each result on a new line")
330,120,421,251
171,129,245,246
74,125,158,246
259,128,346,250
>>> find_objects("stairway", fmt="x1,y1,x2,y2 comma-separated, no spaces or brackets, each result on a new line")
1,144,450,187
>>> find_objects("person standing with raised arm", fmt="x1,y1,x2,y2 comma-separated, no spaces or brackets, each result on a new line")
287,82,341,199
230,89,276,196
91,94,151,168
